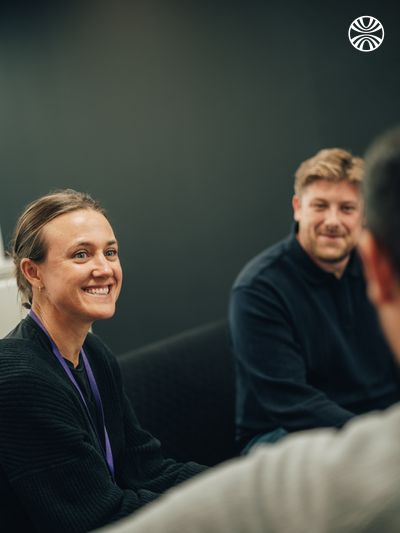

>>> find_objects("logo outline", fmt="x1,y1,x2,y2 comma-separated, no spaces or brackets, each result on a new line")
348,16,384,52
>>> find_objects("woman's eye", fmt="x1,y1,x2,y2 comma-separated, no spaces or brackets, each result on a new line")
105,249,118,257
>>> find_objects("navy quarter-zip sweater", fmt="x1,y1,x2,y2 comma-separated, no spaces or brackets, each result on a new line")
230,233,400,449
0,316,206,532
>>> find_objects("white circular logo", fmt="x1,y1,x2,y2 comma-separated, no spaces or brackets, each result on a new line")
348,16,384,52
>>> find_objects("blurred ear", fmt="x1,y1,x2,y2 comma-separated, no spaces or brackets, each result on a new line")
358,230,398,306
20,258,42,289
292,195,301,222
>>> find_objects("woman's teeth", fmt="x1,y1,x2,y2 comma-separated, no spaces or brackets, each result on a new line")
85,287,110,295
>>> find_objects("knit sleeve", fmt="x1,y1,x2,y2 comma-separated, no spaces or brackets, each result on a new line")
0,339,179,533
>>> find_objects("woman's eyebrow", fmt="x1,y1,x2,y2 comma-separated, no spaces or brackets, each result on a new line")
68,239,118,250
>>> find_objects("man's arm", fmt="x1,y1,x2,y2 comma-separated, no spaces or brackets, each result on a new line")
230,285,354,438
100,405,400,533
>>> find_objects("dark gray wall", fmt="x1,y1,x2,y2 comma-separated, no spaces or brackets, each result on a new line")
1,0,399,354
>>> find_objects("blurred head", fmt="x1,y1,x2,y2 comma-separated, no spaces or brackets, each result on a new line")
292,148,364,277
12,189,122,326
362,128,400,278
359,127,400,360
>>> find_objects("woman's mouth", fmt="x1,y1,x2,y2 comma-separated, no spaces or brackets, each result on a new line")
84,286,111,295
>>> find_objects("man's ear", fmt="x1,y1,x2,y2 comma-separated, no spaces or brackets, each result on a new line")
358,230,398,305
292,195,301,222
20,258,42,289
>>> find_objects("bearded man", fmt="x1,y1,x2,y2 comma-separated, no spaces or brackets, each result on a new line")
229,148,400,452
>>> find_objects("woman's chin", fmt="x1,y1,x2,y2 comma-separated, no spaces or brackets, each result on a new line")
86,306,116,322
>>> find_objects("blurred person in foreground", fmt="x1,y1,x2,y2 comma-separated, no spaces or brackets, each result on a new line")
100,127,400,532
0,189,206,532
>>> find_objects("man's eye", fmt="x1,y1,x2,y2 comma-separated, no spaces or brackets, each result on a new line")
313,204,326,210
74,251,88,259
342,205,355,213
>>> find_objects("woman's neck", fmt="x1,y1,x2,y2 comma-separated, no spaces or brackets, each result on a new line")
31,304,91,368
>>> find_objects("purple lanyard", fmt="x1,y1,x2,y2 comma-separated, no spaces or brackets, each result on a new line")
29,310,115,481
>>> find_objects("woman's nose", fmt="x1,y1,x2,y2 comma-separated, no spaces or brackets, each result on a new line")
92,254,113,276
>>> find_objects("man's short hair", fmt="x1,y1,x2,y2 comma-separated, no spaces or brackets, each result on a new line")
294,148,364,196
364,127,400,278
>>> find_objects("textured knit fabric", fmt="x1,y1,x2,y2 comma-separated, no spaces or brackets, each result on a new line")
0,316,206,532
68,356,105,449
100,402,400,533
230,233,400,448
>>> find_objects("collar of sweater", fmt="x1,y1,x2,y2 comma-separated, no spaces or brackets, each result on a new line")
286,231,362,286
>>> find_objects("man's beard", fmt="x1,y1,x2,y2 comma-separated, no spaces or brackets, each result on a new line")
311,237,354,265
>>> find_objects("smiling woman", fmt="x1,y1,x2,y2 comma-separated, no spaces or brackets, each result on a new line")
0,189,206,533
20,208,123,366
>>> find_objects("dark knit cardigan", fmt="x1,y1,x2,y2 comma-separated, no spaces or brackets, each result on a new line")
0,317,206,532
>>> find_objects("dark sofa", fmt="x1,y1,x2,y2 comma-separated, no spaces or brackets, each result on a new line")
118,319,236,466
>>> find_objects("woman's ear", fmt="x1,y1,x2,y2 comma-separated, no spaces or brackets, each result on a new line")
358,230,398,306
20,258,42,289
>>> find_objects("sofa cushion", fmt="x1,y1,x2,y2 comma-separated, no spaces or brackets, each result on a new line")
118,320,235,466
